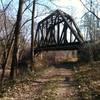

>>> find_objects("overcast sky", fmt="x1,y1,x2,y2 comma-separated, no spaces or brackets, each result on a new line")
53,0,85,21
1,0,100,24
0,0,89,20
35,0,85,24
53,0,84,15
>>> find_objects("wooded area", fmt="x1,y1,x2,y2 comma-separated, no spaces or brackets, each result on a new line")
0,0,100,99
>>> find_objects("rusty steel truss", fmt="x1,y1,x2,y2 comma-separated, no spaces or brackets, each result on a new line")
34,10,84,54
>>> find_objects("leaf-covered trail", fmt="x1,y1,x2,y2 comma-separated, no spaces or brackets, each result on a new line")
1,65,78,100
34,66,77,100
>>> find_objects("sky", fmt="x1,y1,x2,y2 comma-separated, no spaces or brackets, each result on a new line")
52,0,100,18
53,0,84,20
53,0,84,15
1,0,100,26
1,0,99,19
0,0,95,20
53,0,83,10
35,0,85,24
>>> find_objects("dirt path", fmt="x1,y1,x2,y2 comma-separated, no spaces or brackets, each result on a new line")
1,65,78,100
20,66,77,100
33,66,77,100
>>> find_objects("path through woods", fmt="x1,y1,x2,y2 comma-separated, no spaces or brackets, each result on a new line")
1,63,78,100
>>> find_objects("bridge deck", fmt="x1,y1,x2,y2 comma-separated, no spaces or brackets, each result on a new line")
34,42,82,55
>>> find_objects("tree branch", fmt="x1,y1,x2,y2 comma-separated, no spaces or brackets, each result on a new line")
0,0,13,16
80,0,100,20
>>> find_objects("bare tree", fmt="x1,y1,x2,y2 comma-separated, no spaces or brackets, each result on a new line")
79,0,100,61
30,0,36,71
10,0,24,79
0,0,15,81
80,0,100,20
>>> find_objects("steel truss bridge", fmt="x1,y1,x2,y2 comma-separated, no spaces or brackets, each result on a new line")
34,10,84,55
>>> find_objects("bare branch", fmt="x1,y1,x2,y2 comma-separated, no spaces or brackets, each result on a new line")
0,0,13,12
21,19,32,28
0,0,8,41
23,1,33,13
80,0,100,20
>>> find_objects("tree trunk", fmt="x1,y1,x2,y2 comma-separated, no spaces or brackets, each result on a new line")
10,0,24,79
1,40,14,81
30,0,36,71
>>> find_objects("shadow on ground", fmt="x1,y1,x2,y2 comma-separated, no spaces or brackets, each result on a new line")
52,61,78,70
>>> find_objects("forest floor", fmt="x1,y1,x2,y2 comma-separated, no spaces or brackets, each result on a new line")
0,62,78,100
0,61,100,100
